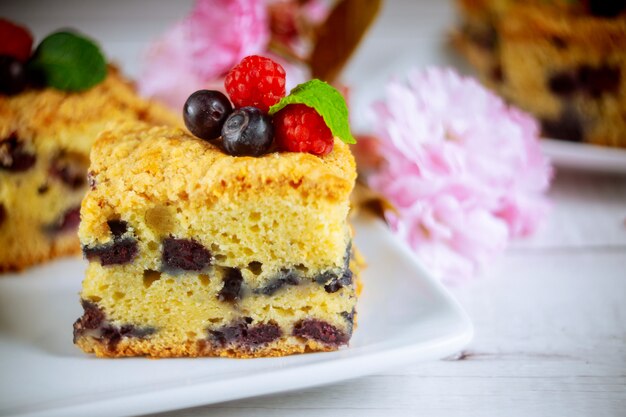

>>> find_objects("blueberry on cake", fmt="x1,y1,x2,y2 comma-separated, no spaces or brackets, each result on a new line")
452,0,626,148
0,23,179,272
74,56,362,358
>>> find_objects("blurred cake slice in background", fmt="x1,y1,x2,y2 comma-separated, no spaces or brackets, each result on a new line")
452,0,626,148
0,67,179,272
0,21,179,272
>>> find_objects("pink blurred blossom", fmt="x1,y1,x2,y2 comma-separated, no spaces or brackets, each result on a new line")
369,67,552,284
138,0,270,109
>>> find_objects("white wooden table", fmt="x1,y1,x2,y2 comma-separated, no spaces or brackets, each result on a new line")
3,1,625,416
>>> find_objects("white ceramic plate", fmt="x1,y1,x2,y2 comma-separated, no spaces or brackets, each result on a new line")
540,139,626,174
0,214,472,417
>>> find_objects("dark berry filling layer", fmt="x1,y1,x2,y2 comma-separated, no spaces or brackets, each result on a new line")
209,319,282,349
254,270,300,295
341,309,356,336
548,65,621,98
84,220,138,265
293,318,349,346
84,238,138,266
49,153,88,190
541,107,584,142
317,268,353,293
45,206,81,234
107,219,128,239
73,300,156,350
254,242,354,295
218,267,244,302
578,65,621,98
99,324,157,350
162,237,212,272
548,70,578,96
73,300,105,342
0,134,36,172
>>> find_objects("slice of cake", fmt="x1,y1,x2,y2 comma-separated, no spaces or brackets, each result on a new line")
74,55,361,358
73,123,358,357
0,22,180,272
452,0,626,148
0,68,179,271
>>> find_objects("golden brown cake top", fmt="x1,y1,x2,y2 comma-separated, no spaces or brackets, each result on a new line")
456,0,626,49
500,4,626,41
90,123,357,205
0,66,180,155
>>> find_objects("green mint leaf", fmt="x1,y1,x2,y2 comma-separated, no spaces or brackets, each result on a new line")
269,79,356,144
29,31,107,92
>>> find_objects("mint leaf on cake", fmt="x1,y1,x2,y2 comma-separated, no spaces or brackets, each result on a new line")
29,31,107,92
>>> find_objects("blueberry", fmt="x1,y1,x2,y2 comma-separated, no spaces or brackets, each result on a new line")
292,319,348,345
49,206,81,234
578,65,621,97
218,268,244,302
0,55,27,96
323,269,353,293
221,107,274,156
245,323,282,346
73,300,156,349
162,237,212,272
73,300,106,343
107,220,128,239
255,270,299,295
547,70,579,96
83,238,138,266
0,134,36,172
49,154,88,189
209,321,282,348
183,90,233,141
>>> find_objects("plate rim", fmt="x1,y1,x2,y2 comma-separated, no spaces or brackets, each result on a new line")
540,138,626,174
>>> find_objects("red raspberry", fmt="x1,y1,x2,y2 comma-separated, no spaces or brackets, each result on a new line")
224,55,286,113
274,104,334,156
0,19,33,62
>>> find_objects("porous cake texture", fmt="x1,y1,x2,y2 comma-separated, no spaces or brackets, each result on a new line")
73,123,360,358
0,67,179,271
453,0,626,147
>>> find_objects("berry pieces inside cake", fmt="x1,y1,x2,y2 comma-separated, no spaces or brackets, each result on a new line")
74,56,361,358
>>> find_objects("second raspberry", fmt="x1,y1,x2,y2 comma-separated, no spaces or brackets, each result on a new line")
224,55,286,113
274,104,334,156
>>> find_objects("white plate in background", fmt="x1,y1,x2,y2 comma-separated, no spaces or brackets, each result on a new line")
541,139,626,174
0,215,472,417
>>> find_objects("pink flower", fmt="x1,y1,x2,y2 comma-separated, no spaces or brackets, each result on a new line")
369,67,552,284
188,0,269,80
138,0,270,109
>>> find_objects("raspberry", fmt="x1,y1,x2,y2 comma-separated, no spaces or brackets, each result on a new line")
224,55,286,113
0,19,33,62
274,104,334,156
